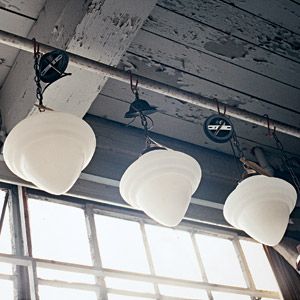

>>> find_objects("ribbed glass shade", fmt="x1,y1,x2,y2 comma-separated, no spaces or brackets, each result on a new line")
223,175,297,246
3,112,96,195
120,149,202,227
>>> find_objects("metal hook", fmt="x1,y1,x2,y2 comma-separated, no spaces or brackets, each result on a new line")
32,38,40,57
215,99,226,115
129,71,139,98
215,99,221,114
263,114,272,137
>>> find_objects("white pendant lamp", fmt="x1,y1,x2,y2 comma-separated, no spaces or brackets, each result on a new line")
3,111,96,195
120,149,202,227
223,175,297,246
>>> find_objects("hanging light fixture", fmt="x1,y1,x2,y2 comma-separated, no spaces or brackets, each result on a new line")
222,123,298,246
3,112,96,195
3,39,96,195
119,73,202,226
224,175,297,246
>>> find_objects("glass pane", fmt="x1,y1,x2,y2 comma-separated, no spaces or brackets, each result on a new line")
0,262,13,275
195,234,246,287
0,280,14,300
212,292,251,300
159,284,208,299
145,224,201,280
0,191,12,254
108,294,155,300
105,277,155,293
37,268,95,284
29,199,92,265
95,215,149,273
39,285,97,300
240,240,280,291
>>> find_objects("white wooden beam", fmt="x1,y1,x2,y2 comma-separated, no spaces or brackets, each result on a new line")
0,0,157,131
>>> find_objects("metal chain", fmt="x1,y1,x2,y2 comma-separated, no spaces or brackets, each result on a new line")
140,113,155,148
231,129,245,159
32,39,54,112
272,129,300,193
33,39,46,112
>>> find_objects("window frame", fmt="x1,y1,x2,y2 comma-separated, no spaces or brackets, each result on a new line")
0,183,282,300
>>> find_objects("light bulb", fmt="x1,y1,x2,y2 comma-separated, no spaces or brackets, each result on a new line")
120,149,202,227
3,111,96,195
223,175,297,246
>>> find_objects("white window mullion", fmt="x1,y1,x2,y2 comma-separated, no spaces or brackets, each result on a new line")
140,221,161,300
232,238,256,300
85,204,107,300
191,232,213,300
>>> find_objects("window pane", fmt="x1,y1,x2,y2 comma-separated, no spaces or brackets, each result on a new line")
108,294,154,300
145,225,201,280
240,240,280,291
0,262,13,275
0,191,11,254
105,277,155,293
212,292,251,300
38,285,97,300
95,215,149,273
158,284,208,299
29,199,92,265
37,268,95,284
195,234,246,287
0,280,14,300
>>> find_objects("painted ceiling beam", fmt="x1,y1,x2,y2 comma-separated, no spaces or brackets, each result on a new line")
0,0,157,132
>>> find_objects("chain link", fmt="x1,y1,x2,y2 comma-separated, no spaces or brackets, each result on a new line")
231,130,245,159
272,129,300,193
33,39,46,112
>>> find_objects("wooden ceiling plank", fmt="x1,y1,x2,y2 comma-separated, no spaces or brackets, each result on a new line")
0,0,158,132
224,0,300,35
0,0,45,19
115,52,300,128
0,10,34,34
144,6,300,88
127,30,300,113
0,10,36,87
158,0,300,63
0,65,10,88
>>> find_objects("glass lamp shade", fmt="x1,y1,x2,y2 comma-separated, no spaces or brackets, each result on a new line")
120,149,202,227
3,112,96,195
223,175,297,246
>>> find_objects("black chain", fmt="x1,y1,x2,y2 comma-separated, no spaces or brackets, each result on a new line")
231,129,245,159
33,39,46,112
272,129,300,193
129,71,155,148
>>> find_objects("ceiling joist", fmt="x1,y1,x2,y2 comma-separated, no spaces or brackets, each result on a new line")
0,0,157,132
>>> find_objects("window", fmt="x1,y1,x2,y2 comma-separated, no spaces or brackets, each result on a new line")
0,190,14,300
0,191,282,300
29,198,92,265
0,280,14,300
240,240,280,291
95,215,150,273
195,234,246,287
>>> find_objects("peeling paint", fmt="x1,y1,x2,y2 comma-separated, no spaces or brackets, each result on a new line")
204,39,248,59
253,57,268,63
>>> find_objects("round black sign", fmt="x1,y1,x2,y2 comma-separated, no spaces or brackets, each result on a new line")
203,114,233,143
39,50,69,83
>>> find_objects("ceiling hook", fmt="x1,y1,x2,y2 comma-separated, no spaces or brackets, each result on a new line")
129,71,139,98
